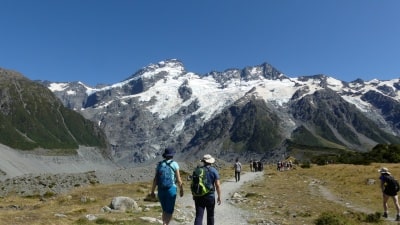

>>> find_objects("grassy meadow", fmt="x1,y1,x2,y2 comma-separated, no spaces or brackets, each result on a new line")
237,162,400,225
0,163,399,225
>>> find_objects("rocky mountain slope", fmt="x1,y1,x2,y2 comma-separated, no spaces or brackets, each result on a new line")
43,59,400,166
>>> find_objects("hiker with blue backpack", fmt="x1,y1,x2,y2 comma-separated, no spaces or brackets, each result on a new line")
150,147,184,225
191,154,221,225
379,167,400,221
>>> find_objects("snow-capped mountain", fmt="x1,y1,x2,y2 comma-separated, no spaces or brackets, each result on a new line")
46,59,400,166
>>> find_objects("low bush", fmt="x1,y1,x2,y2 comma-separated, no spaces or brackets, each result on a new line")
314,211,353,225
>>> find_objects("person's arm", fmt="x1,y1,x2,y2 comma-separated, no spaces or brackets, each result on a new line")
175,169,184,197
150,172,157,197
380,177,385,192
215,179,221,205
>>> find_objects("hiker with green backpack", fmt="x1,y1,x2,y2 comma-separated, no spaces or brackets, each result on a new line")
150,147,184,225
191,154,221,225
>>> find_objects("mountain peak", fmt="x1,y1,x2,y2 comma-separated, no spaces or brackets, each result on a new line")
0,68,26,82
128,59,185,80
146,59,184,71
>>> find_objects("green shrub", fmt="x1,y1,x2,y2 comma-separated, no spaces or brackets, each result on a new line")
314,212,353,225
301,161,311,168
365,212,381,223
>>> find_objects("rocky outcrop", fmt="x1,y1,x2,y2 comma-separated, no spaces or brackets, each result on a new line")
109,196,139,212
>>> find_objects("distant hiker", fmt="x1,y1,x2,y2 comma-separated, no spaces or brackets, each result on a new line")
257,160,263,172
192,154,221,225
253,160,257,172
250,160,254,172
233,158,242,182
378,167,400,221
150,147,184,225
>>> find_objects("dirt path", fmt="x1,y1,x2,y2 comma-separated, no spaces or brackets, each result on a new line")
312,182,374,214
309,178,400,223
172,171,264,225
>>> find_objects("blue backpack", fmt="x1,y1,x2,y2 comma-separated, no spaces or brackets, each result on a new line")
156,160,175,189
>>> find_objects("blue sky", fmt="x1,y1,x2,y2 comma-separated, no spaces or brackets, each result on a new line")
1,0,399,86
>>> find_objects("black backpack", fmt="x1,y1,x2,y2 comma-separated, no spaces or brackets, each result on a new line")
385,175,400,194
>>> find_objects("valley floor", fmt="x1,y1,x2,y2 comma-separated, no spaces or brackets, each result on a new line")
0,162,398,225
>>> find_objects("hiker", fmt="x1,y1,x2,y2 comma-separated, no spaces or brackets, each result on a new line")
288,160,293,170
150,147,184,225
233,158,242,182
257,160,263,172
378,167,400,221
250,160,254,172
193,154,221,225
253,160,257,172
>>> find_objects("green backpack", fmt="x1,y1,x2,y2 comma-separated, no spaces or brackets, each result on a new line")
191,166,214,196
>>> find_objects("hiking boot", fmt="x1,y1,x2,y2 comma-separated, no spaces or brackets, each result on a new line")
383,212,388,218
396,215,400,221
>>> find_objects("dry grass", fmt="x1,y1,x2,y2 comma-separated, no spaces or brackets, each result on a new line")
0,182,160,225
1,162,399,225
237,163,400,225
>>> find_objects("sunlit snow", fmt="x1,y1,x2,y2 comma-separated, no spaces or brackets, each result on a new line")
47,61,400,129
66,90,76,95
48,83,68,92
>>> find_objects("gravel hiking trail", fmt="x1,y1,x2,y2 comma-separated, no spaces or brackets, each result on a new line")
171,171,264,225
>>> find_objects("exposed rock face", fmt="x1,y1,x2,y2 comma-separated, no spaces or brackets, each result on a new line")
28,60,400,165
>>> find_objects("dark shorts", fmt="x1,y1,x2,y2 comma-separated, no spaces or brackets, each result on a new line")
384,189,398,196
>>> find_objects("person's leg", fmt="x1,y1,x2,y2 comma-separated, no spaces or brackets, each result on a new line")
162,212,173,225
159,187,177,225
383,194,389,217
194,198,206,225
205,196,216,225
238,172,240,181
392,195,400,220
